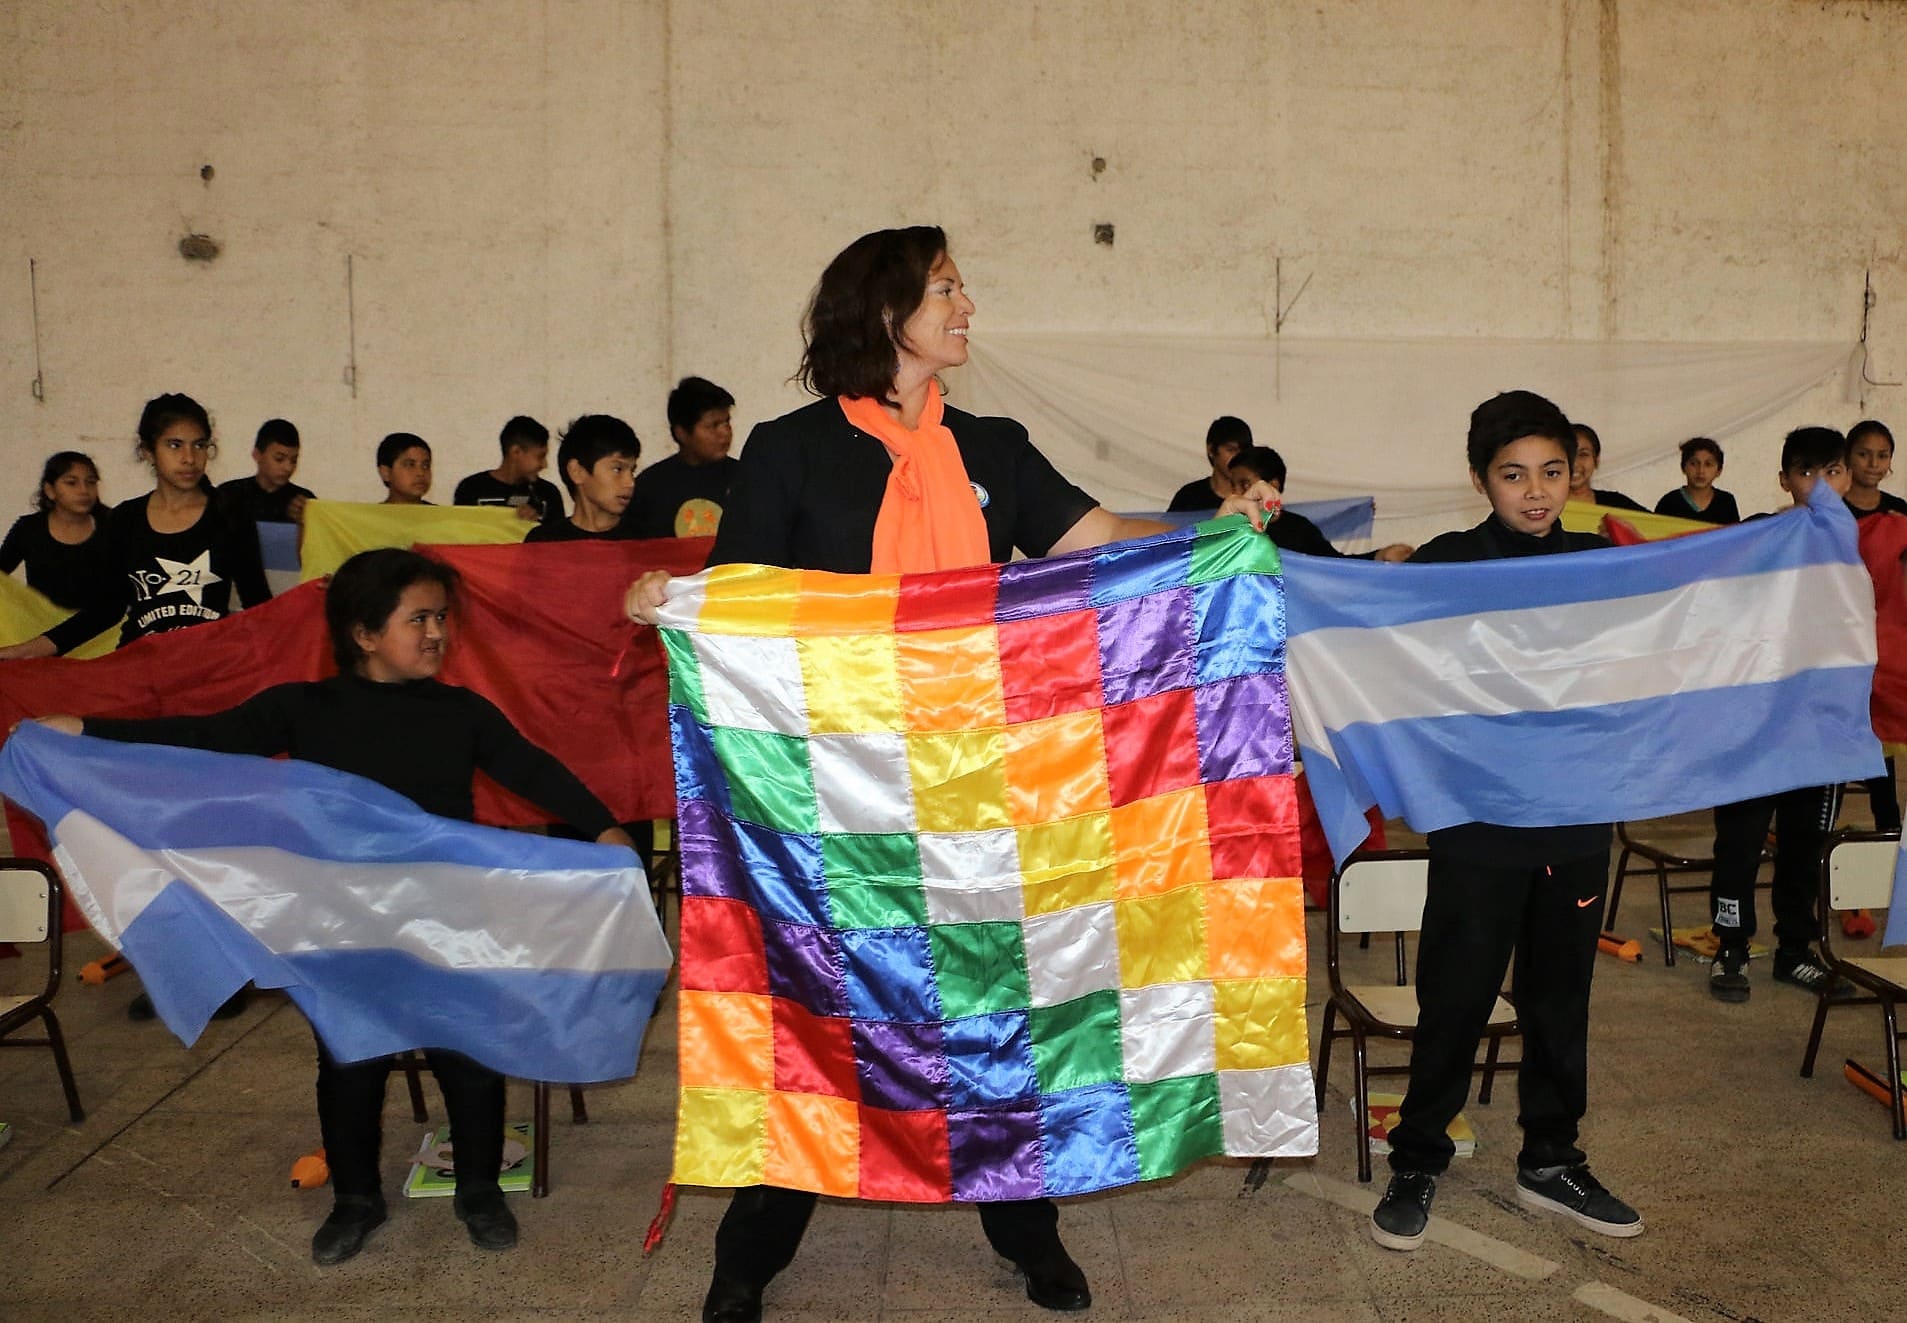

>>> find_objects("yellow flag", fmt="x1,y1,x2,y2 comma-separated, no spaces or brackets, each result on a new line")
1560,500,1711,541
299,502,530,582
0,575,119,658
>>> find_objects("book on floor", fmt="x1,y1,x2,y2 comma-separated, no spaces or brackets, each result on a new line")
403,1121,536,1199
1360,1092,1475,1157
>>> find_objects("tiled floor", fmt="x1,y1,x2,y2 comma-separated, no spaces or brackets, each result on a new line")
5,810,1907,1322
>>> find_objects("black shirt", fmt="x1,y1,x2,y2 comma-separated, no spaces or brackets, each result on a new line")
710,398,1097,572
107,494,273,646
1654,487,1740,525
86,672,615,833
1587,487,1646,512
452,471,566,524
1167,477,1224,513
215,475,315,524
1851,492,1907,520
1265,509,1380,560
627,455,741,540
1407,515,1613,865
0,509,122,654
524,517,642,544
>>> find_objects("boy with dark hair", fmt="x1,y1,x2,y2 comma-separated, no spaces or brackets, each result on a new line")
627,377,739,539
1705,427,1858,1002
526,415,643,544
453,415,565,523
1371,390,1643,1253
1227,446,1412,561
216,418,316,524
1167,415,1253,512
376,433,433,505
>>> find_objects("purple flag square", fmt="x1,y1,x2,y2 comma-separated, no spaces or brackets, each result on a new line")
1098,587,1196,707
997,554,1092,622
854,1019,950,1110
764,919,848,1016
1194,670,1295,783
677,798,748,900
948,1104,1046,1200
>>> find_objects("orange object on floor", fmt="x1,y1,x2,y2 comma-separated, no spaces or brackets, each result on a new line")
1842,909,1878,940
79,953,130,984
290,1149,329,1189
1597,933,1642,962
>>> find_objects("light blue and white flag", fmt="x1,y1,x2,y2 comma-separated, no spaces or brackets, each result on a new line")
1287,484,1885,865
0,723,673,1082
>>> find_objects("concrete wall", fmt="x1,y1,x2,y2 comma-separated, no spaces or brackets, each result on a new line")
3,0,1903,514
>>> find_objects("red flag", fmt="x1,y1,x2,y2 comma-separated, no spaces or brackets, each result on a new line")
1858,512,1907,743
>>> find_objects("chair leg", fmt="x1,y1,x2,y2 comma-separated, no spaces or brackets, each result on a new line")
1800,980,1833,1078
1394,932,1407,987
1314,1001,1338,1109
568,1086,588,1124
533,1080,552,1197
40,1007,84,1123
1351,1031,1372,1184
1657,862,1678,968
403,1053,428,1122
1609,848,1631,925
1884,1000,1907,1142
1477,1034,1501,1106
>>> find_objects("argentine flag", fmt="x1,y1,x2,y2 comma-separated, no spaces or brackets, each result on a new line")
0,723,673,1083
1286,484,1885,865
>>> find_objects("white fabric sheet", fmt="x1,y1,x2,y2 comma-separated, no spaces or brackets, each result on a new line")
952,334,1852,546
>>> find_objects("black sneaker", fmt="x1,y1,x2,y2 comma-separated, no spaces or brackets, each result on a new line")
1773,947,1856,1000
1370,1171,1436,1251
1515,1163,1643,1237
311,1195,387,1266
453,1186,518,1251
1708,945,1750,1003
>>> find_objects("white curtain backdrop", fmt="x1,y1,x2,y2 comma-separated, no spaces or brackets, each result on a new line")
951,335,1854,547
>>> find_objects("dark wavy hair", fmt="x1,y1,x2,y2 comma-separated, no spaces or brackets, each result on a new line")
1679,436,1724,471
798,226,949,402
135,392,213,458
556,414,641,495
324,548,460,674
34,451,99,514
1465,391,1574,476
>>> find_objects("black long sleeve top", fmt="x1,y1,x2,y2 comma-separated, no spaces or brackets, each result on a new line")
107,494,273,646
85,672,617,835
0,509,123,653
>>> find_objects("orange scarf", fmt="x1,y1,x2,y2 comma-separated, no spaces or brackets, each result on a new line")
839,384,990,574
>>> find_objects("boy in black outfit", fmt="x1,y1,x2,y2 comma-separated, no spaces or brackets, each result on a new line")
627,376,739,539
1371,390,1643,1252
525,415,642,544
1706,427,1856,1003
216,418,316,524
1226,445,1413,561
453,415,565,523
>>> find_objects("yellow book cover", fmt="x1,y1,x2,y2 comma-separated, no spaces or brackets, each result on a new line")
1361,1092,1475,1157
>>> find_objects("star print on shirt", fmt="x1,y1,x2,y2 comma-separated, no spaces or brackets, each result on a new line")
130,550,223,604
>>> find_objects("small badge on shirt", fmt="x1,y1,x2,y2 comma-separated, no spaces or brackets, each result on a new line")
970,482,990,509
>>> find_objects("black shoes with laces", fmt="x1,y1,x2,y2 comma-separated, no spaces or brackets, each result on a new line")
1515,1163,1643,1237
1370,1171,1436,1250
1773,946,1855,1000
1709,945,1751,1002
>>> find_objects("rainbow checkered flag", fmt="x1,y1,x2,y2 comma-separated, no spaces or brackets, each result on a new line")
657,521,1315,1201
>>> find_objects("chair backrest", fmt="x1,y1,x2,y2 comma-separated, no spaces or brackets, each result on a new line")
0,864,53,944
1336,853,1430,936
1826,834,1901,912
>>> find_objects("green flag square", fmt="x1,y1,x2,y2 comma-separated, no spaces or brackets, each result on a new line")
1128,1073,1225,1181
1028,989,1124,1093
1188,521,1281,585
824,833,928,929
659,628,707,721
929,922,1032,1019
710,726,818,835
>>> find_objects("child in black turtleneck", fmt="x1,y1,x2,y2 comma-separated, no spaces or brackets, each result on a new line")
1369,391,1642,1255
55,547,633,1269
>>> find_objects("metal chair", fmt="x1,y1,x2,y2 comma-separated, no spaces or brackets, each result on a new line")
393,1053,588,1198
1609,820,1770,967
1798,829,1907,1137
1314,849,1518,1182
0,858,84,1122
